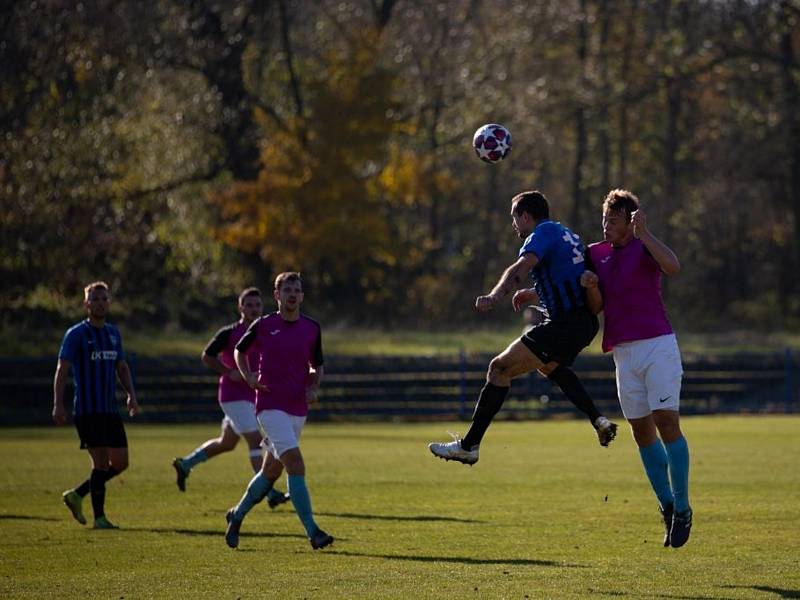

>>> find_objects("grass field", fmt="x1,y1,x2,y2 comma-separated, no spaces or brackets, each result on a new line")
1,417,799,599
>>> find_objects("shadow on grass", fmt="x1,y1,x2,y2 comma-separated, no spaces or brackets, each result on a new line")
588,590,739,600
316,511,483,524
723,585,800,599
122,526,305,540
0,514,60,522
331,550,584,568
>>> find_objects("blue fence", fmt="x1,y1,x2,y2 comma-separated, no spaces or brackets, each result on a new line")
0,351,797,425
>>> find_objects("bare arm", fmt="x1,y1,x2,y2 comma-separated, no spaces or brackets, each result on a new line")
632,209,680,275
476,253,539,312
306,365,324,404
580,270,604,315
116,360,139,416
53,359,71,424
235,348,268,392
202,352,242,381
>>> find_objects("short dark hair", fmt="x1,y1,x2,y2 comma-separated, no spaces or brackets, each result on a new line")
274,272,302,291
84,281,109,300
512,191,550,221
238,287,261,305
603,189,640,221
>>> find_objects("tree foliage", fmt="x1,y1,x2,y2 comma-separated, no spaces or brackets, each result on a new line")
2,0,799,333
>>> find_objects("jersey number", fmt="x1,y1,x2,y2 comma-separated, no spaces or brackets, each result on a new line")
562,232,584,265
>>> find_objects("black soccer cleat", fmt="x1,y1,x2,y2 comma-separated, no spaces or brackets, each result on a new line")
309,527,334,550
659,503,674,547
670,508,693,548
172,458,188,492
594,417,618,447
268,491,290,509
225,509,242,549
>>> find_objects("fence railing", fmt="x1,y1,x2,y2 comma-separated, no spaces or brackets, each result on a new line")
0,351,796,425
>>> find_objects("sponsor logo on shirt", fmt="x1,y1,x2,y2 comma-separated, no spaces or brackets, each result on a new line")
91,351,118,360
270,329,281,336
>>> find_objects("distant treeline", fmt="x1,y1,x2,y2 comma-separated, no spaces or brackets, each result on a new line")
2,1,798,331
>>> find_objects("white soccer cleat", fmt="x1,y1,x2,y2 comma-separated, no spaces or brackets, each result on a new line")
428,434,479,465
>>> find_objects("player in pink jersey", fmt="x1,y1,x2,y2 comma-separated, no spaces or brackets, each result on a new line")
582,189,692,548
224,272,333,550
172,288,289,509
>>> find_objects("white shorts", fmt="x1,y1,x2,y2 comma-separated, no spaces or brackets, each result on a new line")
612,334,683,420
257,409,306,459
221,400,260,435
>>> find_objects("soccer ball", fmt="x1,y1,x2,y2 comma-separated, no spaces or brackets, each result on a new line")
472,123,512,164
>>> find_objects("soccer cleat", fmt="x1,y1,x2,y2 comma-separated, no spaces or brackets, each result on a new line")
225,509,241,549
594,416,618,447
309,527,334,550
659,503,674,547
428,434,479,465
268,491,290,509
172,458,188,492
62,490,86,525
93,516,118,529
670,508,693,548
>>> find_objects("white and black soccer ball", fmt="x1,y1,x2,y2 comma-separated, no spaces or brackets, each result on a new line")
472,123,512,164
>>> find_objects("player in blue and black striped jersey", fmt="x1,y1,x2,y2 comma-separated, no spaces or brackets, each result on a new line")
429,191,617,466
53,281,138,529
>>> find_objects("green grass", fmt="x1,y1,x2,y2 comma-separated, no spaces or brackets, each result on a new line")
2,326,800,358
1,417,799,598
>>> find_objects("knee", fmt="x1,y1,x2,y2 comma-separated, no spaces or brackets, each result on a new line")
219,436,239,452
111,459,129,473
280,450,305,476
487,358,507,385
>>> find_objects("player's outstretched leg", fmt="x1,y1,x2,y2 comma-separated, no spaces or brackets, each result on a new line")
546,366,618,447
172,446,210,492
225,472,272,548
429,382,509,465
287,474,333,550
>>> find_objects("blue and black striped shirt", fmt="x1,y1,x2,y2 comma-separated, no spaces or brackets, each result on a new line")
58,320,125,415
519,220,588,320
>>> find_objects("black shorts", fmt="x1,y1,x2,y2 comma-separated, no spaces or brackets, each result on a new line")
74,413,128,449
520,308,599,366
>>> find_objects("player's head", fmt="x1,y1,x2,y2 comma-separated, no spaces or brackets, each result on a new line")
238,287,263,323
602,189,639,245
274,272,304,314
511,191,550,238
83,281,110,320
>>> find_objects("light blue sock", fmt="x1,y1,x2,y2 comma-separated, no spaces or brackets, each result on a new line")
288,475,318,537
182,448,208,471
665,435,690,513
638,439,675,509
233,472,271,521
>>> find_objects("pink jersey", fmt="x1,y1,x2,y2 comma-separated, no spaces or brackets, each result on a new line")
203,321,257,404
235,312,323,417
588,239,673,352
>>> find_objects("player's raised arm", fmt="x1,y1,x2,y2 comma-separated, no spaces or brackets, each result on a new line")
631,208,680,275
476,253,539,312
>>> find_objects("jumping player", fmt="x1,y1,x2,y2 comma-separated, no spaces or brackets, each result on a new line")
428,190,617,465
582,189,692,547
53,281,139,529
172,288,289,509
224,272,333,550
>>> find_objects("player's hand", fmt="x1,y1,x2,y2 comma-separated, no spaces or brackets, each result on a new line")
512,289,537,312
127,395,139,417
52,403,67,425
227,369,243,382
475,294,496,312
631,209,649,239
306,386,319,406
246,374,270,392
580,270,599,288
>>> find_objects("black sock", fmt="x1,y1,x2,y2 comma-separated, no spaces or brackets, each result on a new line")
76,467,119,498
90,469,107,519
547,366,602,423
462,383,509,449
